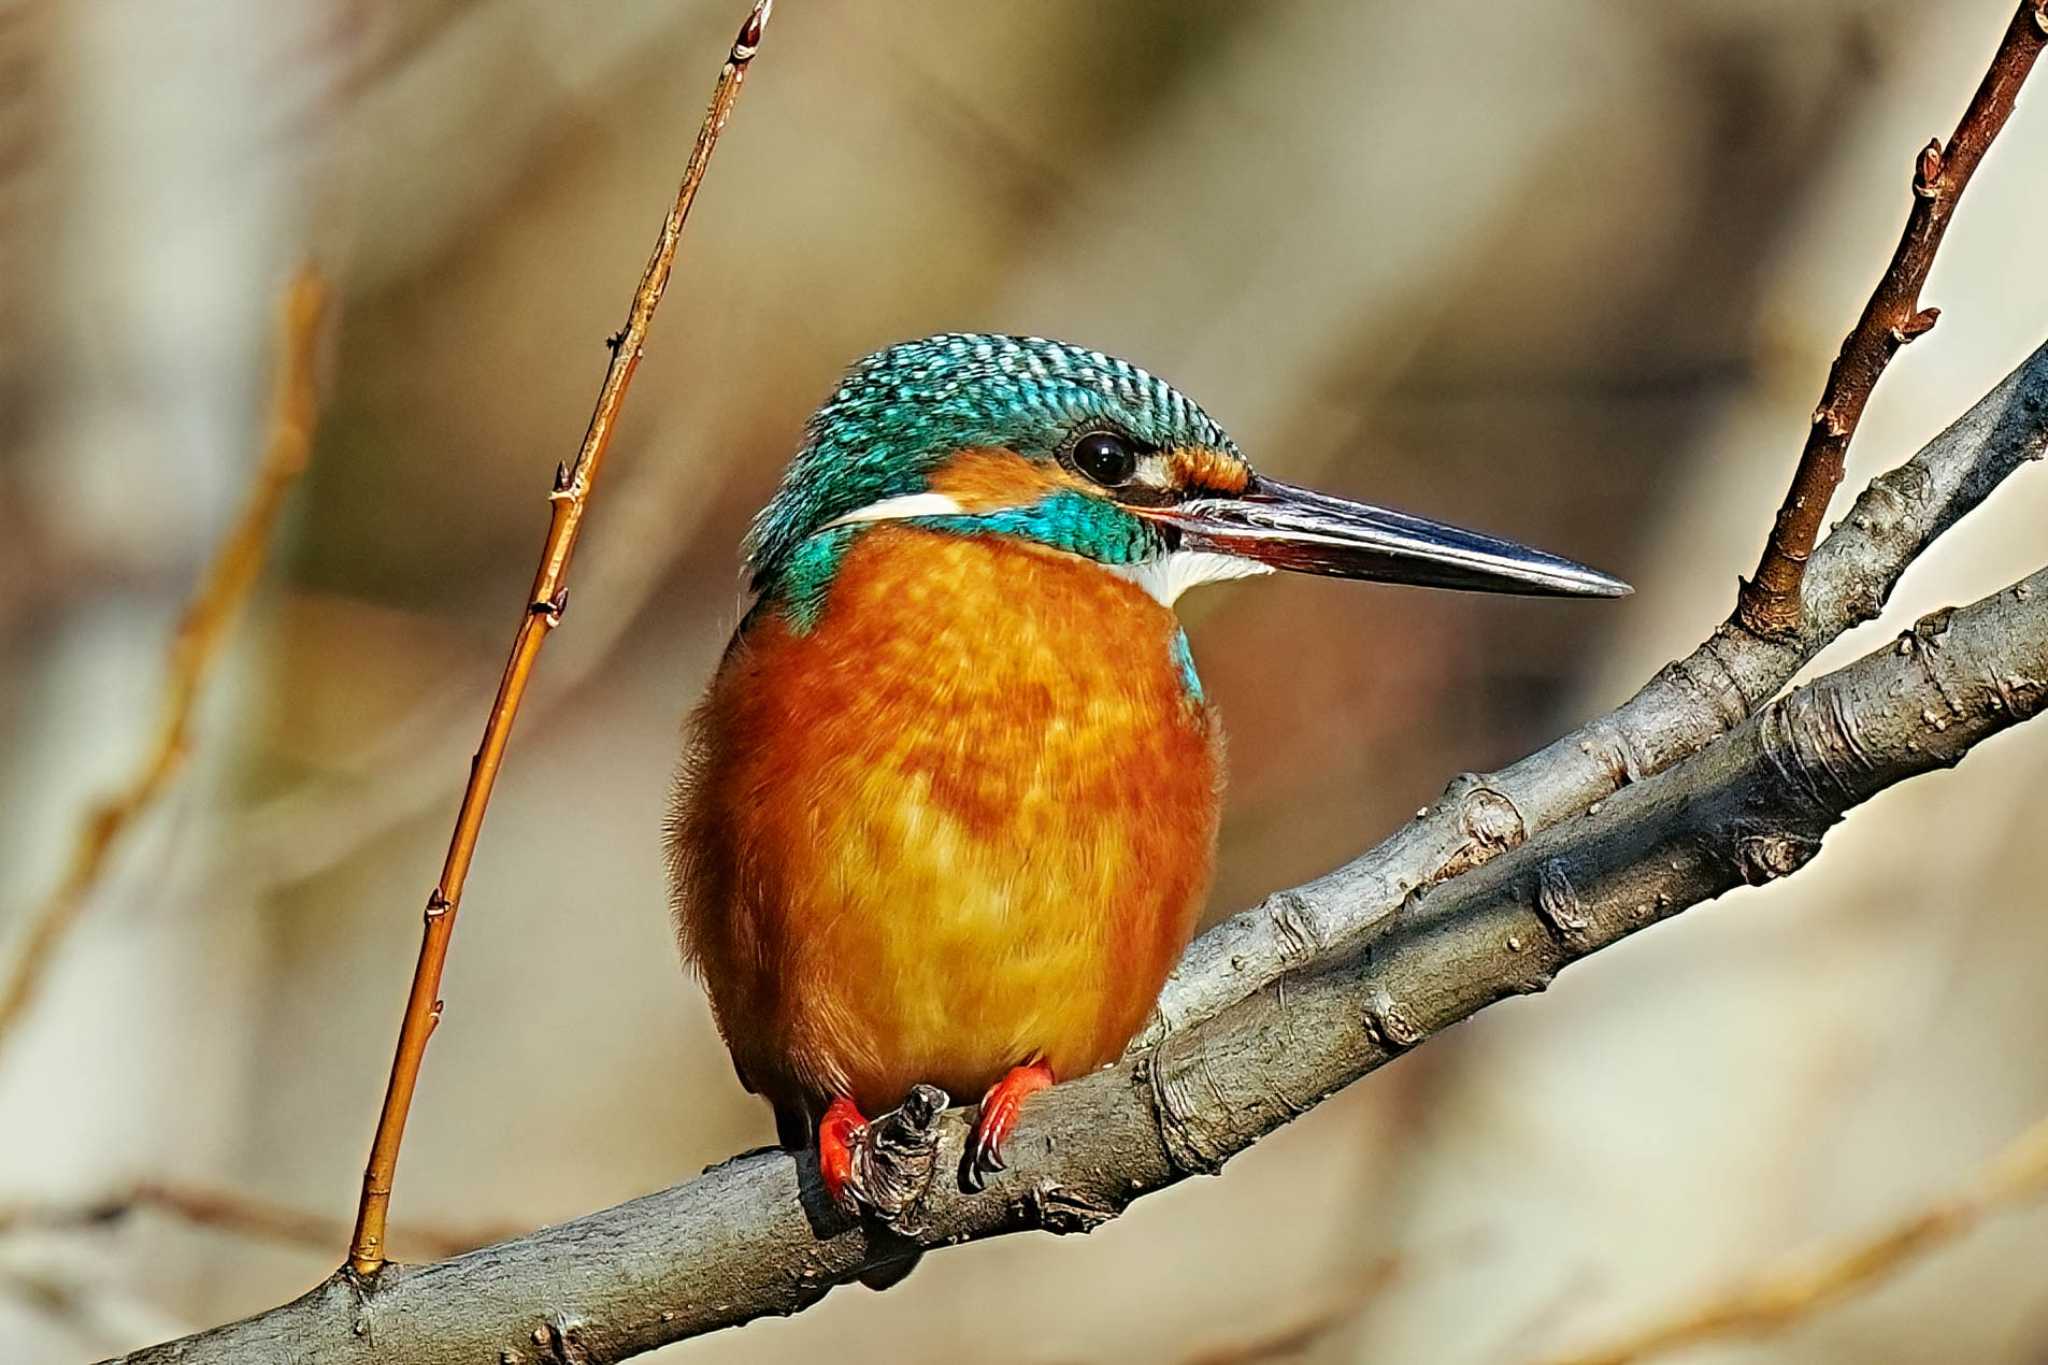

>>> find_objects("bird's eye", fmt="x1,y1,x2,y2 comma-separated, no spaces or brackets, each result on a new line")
1071,431,1137,487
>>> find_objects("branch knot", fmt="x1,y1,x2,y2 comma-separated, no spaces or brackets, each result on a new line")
1735,829,1824,885
1019,1181,1115,1235
1362,982,1424,1050
1533,857,1594,951
849,1084,947,1230
1913,137,1945,198
1146,1034,1236,1176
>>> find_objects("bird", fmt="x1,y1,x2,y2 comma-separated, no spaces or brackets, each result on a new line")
667,333,1627,1222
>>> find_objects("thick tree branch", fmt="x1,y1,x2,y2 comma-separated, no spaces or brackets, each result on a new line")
1151,0,2048,1041
117,546,2048,1361
1142,337,2048,1050
1738,0,2047,636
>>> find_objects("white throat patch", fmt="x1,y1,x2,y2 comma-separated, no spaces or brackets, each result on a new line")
1114,551,1272,607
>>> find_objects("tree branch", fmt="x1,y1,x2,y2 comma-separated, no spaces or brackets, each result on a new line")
0,265,328,1057
1737,0,2047,635
0,1180,516,1265
1543,1109,2048,1365
116,541,2048,1360
1142,336,2048,1051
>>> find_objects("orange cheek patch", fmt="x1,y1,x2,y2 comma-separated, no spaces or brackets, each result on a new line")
1166,445,1250,496
927,447,1085,512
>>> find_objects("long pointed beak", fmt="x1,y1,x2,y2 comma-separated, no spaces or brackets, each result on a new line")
1150,476,1631,598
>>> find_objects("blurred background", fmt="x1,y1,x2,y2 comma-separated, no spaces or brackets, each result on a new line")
2,0,2046,1360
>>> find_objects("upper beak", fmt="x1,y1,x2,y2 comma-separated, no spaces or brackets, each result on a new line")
1148,476,1631,598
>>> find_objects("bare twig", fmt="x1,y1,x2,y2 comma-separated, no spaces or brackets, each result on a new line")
344,0,773,1279
1736,0,2047,636
0,265,328,1056
76,7,2048,1350
1154,6,2048,1052
115,548,2048,1362
1541,1112,2048,1365
0,1265,184,1360
1173,1227,1492,1364
220,418,741,897
1177,1259,1405,1365
1175,1249,1432,1365
1143,336,2048,1051
1145,0,2048,1041
0,1181,514,1263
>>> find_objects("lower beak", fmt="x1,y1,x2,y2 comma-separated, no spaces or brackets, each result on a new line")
1149,476,1631,598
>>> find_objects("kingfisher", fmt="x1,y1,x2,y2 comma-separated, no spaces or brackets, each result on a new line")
668,334,1626,1218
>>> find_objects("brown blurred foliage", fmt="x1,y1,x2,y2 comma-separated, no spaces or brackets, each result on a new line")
2,2,2045,1361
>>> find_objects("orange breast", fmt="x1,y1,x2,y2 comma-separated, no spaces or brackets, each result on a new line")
668,525,1221,1121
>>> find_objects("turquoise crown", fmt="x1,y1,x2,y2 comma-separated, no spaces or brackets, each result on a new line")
746,334,1235,591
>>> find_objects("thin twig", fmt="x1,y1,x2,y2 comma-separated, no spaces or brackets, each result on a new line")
1176,1255,1406,1365
1540,1112,2048,1365
1144,335,2048,1052
1172,1227,1494,1364
78,6,2048,1352
0,1181,515,1263
221,417,742,896
0,265,328,1056
115,551,2048,1363
1145,0,2048,1039
0,1265,182,1360
344,0,773,1279
1736,0,2047,636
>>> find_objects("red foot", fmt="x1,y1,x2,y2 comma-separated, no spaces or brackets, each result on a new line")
966,1060,1054,1190
817,1095,869,1213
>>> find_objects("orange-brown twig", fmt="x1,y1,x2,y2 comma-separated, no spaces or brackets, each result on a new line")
1542,1112,2048,1365
1176,1253,1412,1365
0,266,328,1056
1737,0,2046,636
0,1179,516,1263
344,0,774,1280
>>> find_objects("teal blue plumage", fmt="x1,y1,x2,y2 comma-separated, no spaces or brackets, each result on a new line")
907,489,1158,566
762,490,1162,635
746,334,1237,595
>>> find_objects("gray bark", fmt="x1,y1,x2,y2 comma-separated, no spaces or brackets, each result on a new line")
1142,338,2048,1046
114,350,2048,1361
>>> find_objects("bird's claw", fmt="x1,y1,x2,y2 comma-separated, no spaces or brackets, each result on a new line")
962,1143,1003,1192
963,1098,1019,1190
962,1061,1054,1193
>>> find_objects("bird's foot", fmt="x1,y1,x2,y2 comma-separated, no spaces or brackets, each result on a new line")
817,1096,869,1214
818,1085,948,1228
964,1060,1054,1192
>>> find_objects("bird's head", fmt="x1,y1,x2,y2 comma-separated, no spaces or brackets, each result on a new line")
747,334,1628,626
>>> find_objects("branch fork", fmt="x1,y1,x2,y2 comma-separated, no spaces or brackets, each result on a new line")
343,0,772,1281
99,3,2048,1360
1737,0,2046,637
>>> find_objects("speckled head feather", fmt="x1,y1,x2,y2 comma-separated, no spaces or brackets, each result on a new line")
746,334,1236,592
